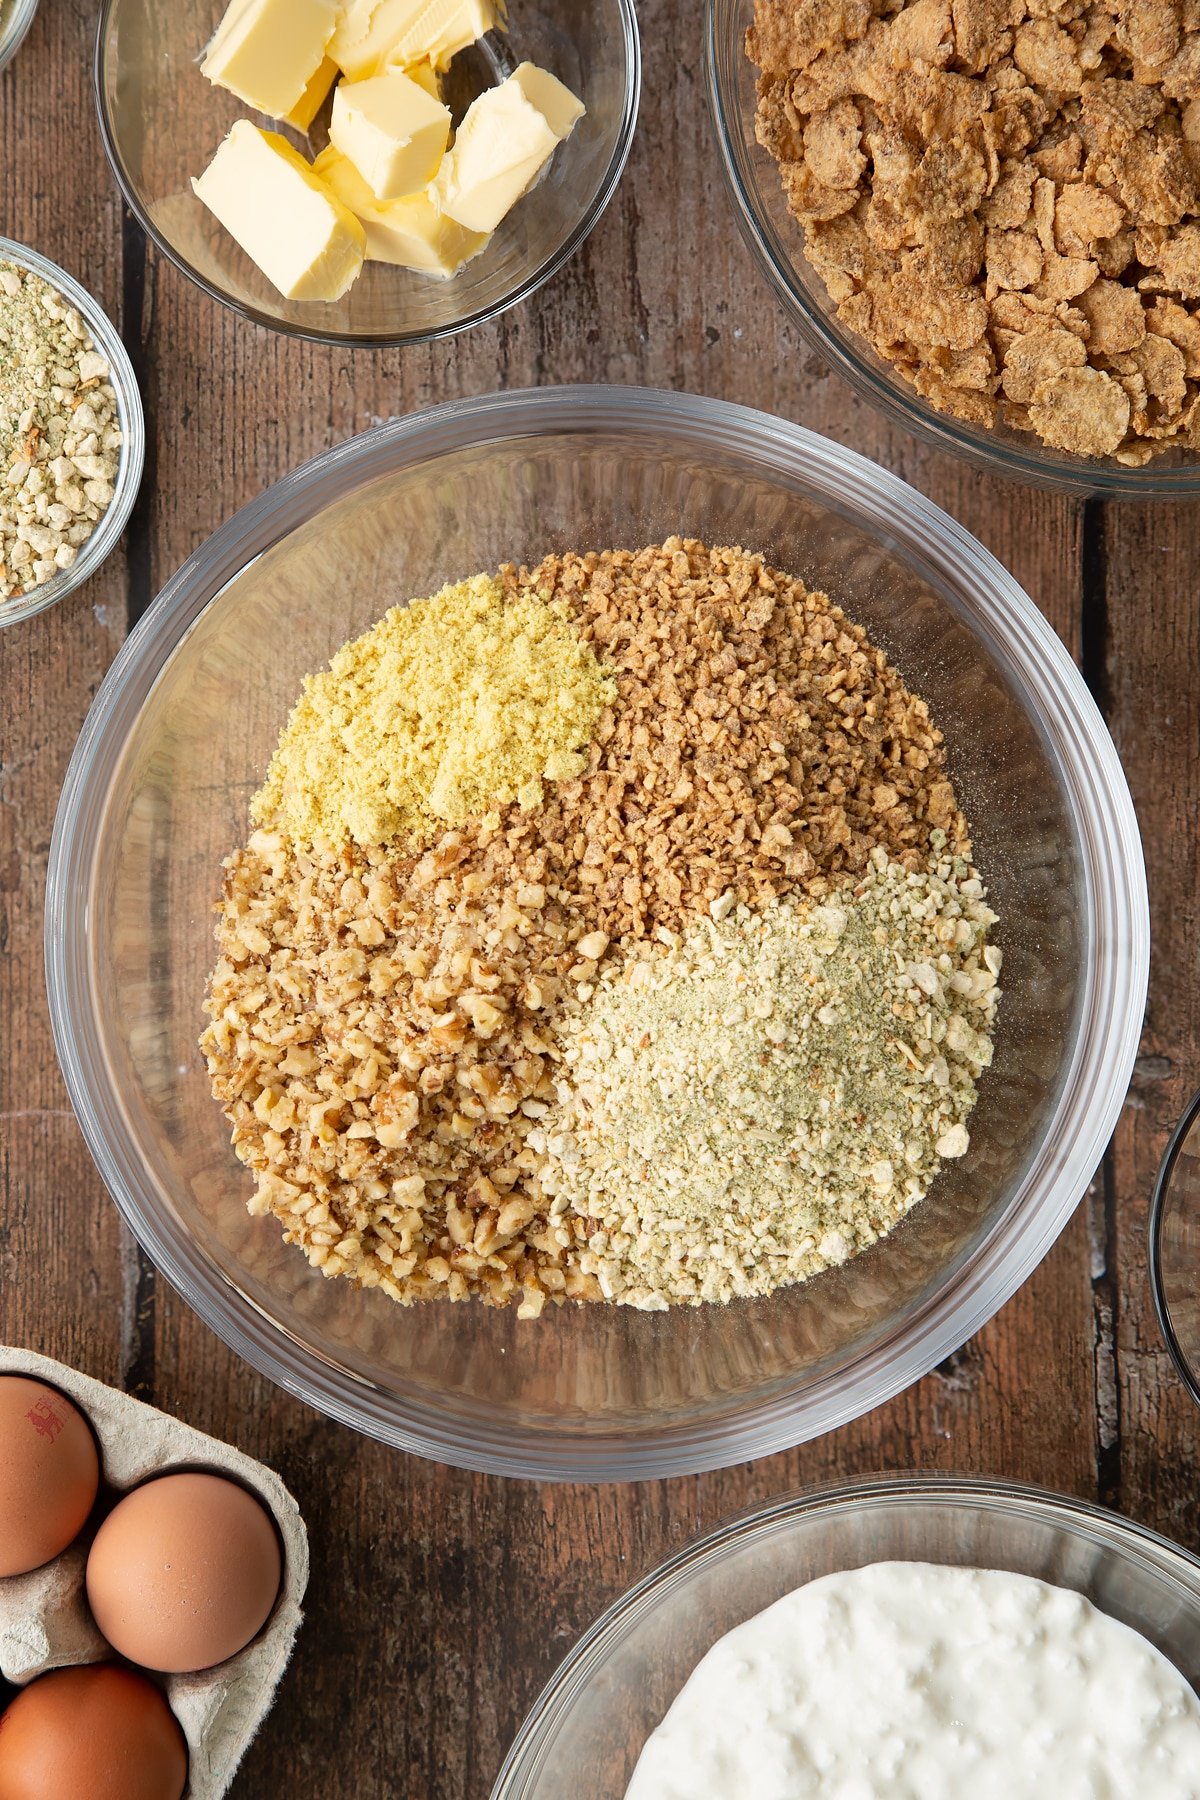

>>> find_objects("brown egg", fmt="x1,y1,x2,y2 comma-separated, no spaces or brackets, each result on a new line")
0,1376,100,1576
0,1664,187,1800
85,1470,282,1673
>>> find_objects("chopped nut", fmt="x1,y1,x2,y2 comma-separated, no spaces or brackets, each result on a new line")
575,930,610,962
0,259,123,602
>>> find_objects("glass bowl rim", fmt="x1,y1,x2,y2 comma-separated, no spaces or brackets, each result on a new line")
0,234,145,629
92,0,642,350
0,0,39,75
490,1471,1200,1797
1148,1083,1200,1411
701,0,1200,500
44,383,1149,1481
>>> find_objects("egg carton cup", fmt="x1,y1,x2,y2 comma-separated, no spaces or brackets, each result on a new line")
0,1347,309,1798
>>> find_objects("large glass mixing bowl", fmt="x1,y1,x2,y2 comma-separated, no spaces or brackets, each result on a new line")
46,386,1148,1481
493,1477,1200,1796
94,0,639,347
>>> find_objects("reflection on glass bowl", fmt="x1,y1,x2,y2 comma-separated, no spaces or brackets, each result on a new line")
1150,1086,1200,1409
0,0,38,76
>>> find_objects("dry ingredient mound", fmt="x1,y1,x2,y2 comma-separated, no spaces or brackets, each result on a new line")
539,844,1000,1311
483,539,969,942
203,540,995,1317
252,574,616,848
202,827,610,1318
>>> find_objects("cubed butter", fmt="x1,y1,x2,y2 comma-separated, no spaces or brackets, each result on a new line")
201,0,339,120
193,122,366,302
314,146,486,274
330,0,499,81
283,56,340,131
330,69,451,201
433,62,585,235
399,58,442,100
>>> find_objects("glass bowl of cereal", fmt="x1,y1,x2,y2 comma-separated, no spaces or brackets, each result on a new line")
493,1475,1200,1796
707,0,1200,496
94,0,640,347
0,237,145,629
46,385,1147,1480
0,0,39,75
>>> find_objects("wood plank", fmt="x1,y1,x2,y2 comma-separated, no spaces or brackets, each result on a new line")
1100,500,1200,1546
0,0,133,1385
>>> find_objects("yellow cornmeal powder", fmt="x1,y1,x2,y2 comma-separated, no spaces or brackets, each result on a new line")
251,573,616,848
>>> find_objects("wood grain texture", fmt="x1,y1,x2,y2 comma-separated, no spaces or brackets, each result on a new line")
0,0,134,1394
0,2,1190,1796
1101,501,1200,1545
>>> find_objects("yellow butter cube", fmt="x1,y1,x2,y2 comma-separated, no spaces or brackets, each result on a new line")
330,0,499,82
313,146,486,274
434,62,584,235
193,122,366,302
201,0,339,120
398,58,441,100
330,69,451,201
283,55,340,131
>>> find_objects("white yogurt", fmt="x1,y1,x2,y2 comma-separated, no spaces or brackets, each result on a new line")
625,1562,1200,1799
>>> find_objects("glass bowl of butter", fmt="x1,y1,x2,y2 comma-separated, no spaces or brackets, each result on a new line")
94,0,640,346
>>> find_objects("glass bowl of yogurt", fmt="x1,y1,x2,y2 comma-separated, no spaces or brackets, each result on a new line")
493,1475,1200,1798
93,0,640,347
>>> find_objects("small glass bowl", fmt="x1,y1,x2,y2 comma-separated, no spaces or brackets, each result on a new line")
0,238,145,630
0,0,38,76
1149,1086,1200,1409
94,0,640,348
704,0,1200,498
493,1476,1200,1797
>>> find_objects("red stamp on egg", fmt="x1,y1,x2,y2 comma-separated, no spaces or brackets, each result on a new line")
25,1400,64,1442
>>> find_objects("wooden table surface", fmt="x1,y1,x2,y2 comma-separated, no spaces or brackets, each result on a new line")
2,3,1198,1794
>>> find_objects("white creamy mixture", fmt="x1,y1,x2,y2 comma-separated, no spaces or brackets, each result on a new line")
625,1562,1200,1800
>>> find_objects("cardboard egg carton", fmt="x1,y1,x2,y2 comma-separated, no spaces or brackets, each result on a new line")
0,1347,309,1798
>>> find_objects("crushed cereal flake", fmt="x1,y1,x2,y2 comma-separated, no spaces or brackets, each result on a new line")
748,0,1200,461
491,539,970,941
